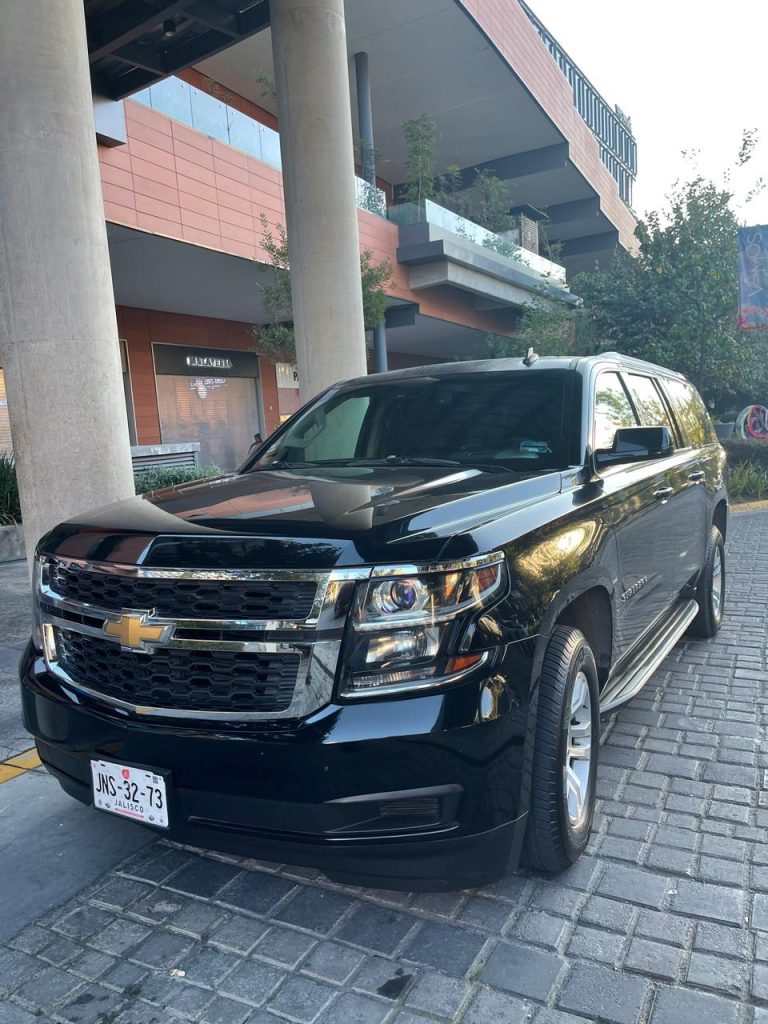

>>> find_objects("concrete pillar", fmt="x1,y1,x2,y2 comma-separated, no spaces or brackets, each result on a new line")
0,0,134,567
271,0,367,400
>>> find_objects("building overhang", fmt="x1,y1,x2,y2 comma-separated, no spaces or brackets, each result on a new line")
396,221,580,314
85,0,270,99
195,0,636,276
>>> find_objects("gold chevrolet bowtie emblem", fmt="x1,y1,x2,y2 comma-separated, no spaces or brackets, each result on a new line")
103,612,168,651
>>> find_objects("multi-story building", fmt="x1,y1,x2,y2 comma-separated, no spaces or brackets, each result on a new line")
1,0,638,479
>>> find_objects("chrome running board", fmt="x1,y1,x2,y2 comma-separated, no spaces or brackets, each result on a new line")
599,599,699,714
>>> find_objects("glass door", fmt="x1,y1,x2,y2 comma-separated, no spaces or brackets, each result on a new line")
157,374,261,470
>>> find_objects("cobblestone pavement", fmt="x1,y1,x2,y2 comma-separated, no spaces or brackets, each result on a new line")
2,511,768,1024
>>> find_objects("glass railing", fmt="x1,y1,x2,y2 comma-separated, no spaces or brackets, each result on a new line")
390,199,567,285
131,78,387,216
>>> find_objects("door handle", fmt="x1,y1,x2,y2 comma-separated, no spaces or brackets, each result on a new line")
688,470,705,482
653,487,674,502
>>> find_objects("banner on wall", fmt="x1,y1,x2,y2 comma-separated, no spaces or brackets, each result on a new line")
738,226,768,329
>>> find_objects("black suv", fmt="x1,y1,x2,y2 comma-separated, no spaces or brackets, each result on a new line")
20,354,727,890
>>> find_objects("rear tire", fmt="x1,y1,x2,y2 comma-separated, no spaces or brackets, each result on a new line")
525,626,600,873
688,526,725,638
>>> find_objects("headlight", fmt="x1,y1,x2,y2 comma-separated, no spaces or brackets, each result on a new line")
339,553,506,698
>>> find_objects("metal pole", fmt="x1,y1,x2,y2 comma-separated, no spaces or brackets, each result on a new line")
354,51,388,373
373,323,388,374
354,51,375,186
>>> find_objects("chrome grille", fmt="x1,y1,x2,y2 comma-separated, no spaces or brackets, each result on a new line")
48,560,317,620
37,555,370,722
54,627,300,714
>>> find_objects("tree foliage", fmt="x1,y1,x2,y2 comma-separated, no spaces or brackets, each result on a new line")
475,300,576,363
573,153,767,409
401,116,517,236
253,214,392,363
401,114,439,205
435,166,516,235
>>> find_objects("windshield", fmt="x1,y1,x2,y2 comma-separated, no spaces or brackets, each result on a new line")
250,370,580,472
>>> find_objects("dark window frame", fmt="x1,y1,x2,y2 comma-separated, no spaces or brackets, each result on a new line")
591,369,640,453
620,371,683,450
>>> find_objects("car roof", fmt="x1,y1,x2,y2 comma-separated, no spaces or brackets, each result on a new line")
341,352,688,386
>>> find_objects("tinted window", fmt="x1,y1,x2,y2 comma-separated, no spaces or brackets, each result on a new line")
593,372,637,450
663,378,718,447
255,371,580,472
624,374,674,435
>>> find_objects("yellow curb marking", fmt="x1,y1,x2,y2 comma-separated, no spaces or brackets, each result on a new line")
0,746,41,784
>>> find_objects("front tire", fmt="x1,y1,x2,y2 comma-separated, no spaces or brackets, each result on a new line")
525,626,600,873
688,525,725,638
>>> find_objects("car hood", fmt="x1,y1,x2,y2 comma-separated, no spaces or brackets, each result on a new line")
40,464,562,569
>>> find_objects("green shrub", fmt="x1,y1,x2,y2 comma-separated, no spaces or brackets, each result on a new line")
729,461,768,500
0,452,21,525
722,438,768,471
134,465,222,494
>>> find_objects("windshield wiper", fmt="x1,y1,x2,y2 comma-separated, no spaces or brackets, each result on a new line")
249,460,310,470
345,456,463,468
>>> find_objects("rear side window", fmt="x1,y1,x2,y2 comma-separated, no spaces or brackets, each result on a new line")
624,374,674,435
593,372,637,450
663,378,718,447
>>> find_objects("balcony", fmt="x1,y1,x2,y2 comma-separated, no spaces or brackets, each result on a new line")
391,199,577,314
131,77,387,216
519,0,637,205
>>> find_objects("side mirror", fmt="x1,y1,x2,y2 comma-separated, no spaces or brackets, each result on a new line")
593,426,674,470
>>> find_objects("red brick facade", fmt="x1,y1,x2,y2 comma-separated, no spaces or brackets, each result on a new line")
118,307,281,443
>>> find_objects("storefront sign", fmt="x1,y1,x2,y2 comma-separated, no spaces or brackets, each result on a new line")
153,344,260,378
738,226,768,329
186,355,232,370
276,363,299,389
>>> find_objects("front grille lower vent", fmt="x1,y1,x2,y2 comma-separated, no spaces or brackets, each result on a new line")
54,628,300,714
48,562,317,621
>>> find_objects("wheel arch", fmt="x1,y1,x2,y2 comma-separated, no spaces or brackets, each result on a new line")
554,585,613,688
713,498,728,541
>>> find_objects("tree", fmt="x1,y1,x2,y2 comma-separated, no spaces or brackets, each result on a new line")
573,145,767,409
253,214,392,363
401,114,439,205
472,300,576,363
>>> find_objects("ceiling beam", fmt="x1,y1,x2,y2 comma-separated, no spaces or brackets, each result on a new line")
110,42,167,74
186,0,241,38
458,143,569,187
543,196,601,225
87,0,191,63
96,1,271,99
558,230,618,257
394,142,570,202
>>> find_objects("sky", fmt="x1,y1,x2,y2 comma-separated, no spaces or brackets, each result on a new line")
526,0,768,226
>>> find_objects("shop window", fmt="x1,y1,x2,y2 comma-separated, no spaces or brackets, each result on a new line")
157,373,262,470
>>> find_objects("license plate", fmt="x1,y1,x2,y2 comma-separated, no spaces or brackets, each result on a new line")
91,759,169,828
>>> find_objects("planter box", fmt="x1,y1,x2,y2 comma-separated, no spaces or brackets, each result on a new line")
0,523,25,563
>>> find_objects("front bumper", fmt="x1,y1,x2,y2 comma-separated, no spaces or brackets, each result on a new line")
20,643,531,890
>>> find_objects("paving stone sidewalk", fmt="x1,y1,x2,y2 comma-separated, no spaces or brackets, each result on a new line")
2,511,768,1024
